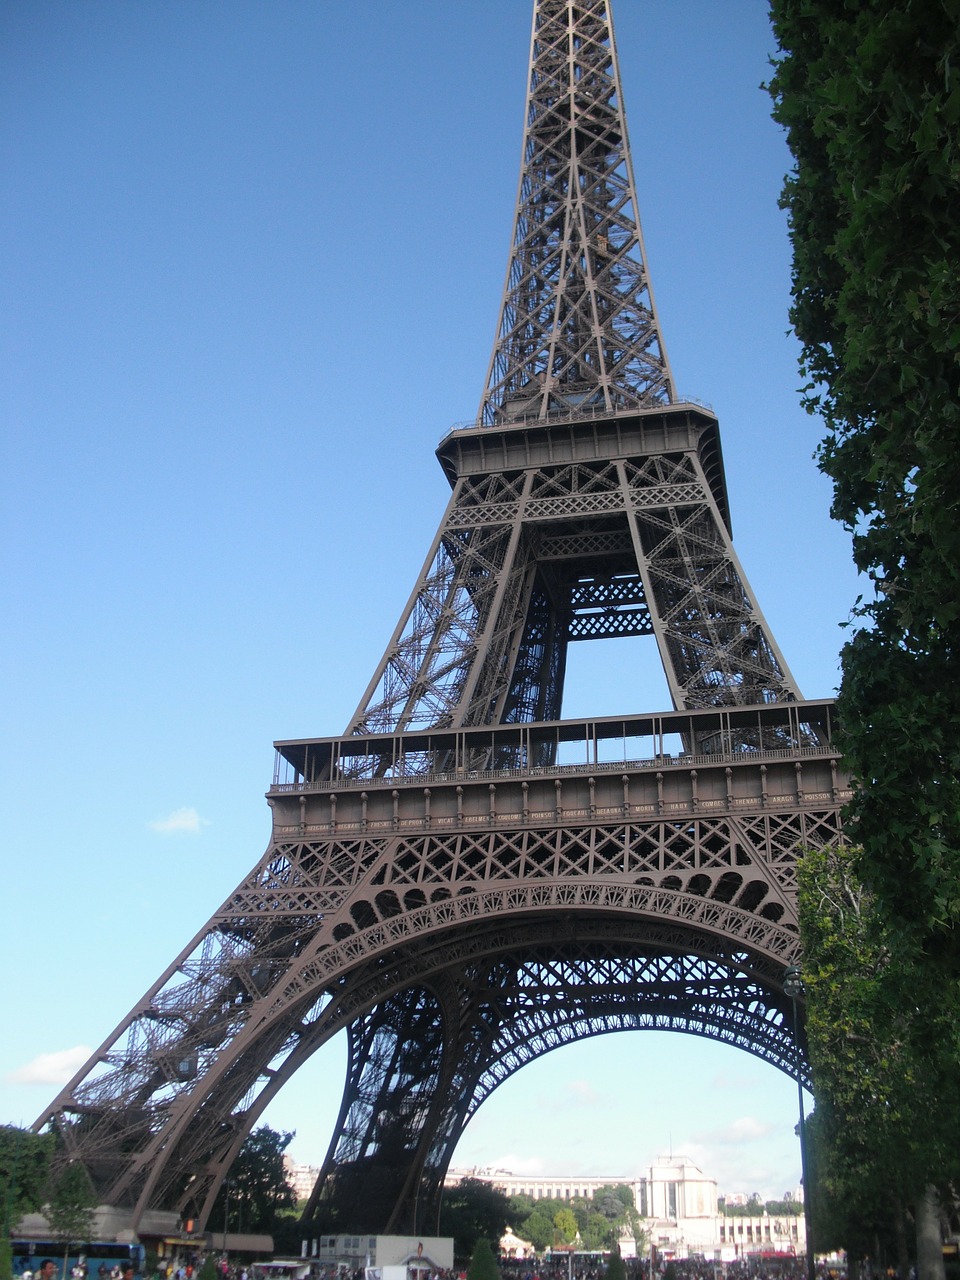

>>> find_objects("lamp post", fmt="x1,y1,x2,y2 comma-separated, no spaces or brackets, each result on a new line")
783,966,815,1280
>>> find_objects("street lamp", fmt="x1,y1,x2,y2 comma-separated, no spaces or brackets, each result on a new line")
783,966,815,1280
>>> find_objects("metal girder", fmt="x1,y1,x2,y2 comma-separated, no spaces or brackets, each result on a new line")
303,937,811,1233
480,0,675,421
350,422,801,735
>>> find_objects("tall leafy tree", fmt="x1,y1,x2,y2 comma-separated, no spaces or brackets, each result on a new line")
768,3,960,1272
508,1194,535,1223
576,1185,637,1250
0,1127,54,1233
465,1238,500,1280
552,1208,578,1245
768,0,960,946
439,1179,511,1261
1,1131,55,1280
519,1209,553,1254
796,843,960,1271
46,1162,98,1277
209,1126,296,1236
604,1249,626,1280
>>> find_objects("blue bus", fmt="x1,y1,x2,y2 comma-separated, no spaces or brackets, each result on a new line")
12,1242,146,1280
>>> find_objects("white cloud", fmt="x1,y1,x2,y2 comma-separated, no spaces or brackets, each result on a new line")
562,1078,601,1106
149,806,210,834
6,1046,93,1086
708,1116,776,1145
709,1069,759,1091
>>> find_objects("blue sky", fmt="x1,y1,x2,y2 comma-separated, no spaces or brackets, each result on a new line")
2,2,859,1200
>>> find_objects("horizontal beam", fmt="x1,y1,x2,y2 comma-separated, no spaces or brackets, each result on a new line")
274,697,839,785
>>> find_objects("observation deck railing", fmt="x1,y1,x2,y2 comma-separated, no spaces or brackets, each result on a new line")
445,395,715,438
271,698,840,792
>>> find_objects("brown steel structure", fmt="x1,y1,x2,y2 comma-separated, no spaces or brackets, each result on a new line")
36,0,845,1237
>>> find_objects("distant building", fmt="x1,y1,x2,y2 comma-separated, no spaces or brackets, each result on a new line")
715,1213,803,1259
284,1157,321,1204
449,1170,649,1205
447,1156,717,1221
446,1156,806,1262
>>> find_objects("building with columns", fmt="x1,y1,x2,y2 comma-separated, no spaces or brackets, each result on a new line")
446,1156,805,1262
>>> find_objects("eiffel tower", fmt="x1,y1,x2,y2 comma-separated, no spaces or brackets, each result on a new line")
37,0,847,1238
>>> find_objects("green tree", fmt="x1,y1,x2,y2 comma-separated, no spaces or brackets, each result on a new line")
592,1186,629,1222
803,1101,878,1264
271,1207,307,1258
609,1184,644,1255
208,1126,296,1236
768,0,960,962
604,1249,626,1280
763,1200,801,1218
0,1127,54,1233
795,843,960,1269
508,1193,536,1222
581,1212,613,1252
768,4,960,1272
466,1238,500,1280
520,1209,554,1253
0,1127,55,1280
766,2,960,983
553,1207,578,1245
580,1186,639,1251
46,1161,97,1277
439,1179,511,1261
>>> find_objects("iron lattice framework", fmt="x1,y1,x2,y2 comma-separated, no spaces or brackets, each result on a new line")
349,410,801,736
36,0,843,1239
480,0,675,421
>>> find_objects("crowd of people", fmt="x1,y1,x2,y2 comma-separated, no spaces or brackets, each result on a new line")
20,1264,139,1280
498,1258,843,1280
16,1252,847,1280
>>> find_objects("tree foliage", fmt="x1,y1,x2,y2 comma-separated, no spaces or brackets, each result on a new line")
581,1213,613,1252
0,1127,55,1232
519,1209,553,1253
591,1185,643,1253
768,0,960,959
509,1186,640,1254
440,1179,511,1261
552,1208,578,1244
604,1249,626,1280
209,1126,296,1236
762,1199,801,1217
795,844,960,1260
768,3,960,1267
466,1238,500,1280
0,1236,14,1280
46,1161,98,1252
719,1198,801,1217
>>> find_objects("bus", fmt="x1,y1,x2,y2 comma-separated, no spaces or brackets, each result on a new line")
12,1241,146,1280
